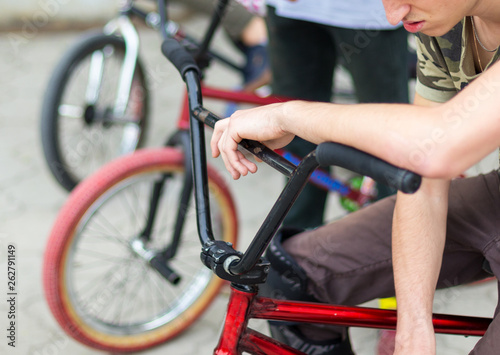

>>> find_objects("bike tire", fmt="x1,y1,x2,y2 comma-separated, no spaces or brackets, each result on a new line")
41,32,149,192
43,148,238,352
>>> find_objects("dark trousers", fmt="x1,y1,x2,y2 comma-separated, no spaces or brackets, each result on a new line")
283,171,500,354
265,6,410,228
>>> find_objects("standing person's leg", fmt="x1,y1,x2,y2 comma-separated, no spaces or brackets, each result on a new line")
334,26,409,104
331,26,409,199
214,1,269,86
266,6,336,229
266,8,335,101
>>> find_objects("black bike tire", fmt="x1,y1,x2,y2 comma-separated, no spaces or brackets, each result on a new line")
41,32,149,191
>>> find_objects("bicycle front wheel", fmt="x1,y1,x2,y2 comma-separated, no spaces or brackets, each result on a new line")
41,32,149,191
43,148,238,352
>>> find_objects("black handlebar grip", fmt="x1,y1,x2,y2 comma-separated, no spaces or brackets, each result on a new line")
161,38,200,79
316,142,421,194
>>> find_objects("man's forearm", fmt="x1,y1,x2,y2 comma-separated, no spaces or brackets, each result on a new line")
280,61,500,178
212,61,500,182
392,178,450,354
280,100,426,166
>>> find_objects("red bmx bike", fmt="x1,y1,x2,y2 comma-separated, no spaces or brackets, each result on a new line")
42,1,492,354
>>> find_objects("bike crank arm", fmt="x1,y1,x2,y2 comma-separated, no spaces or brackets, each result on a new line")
130,237,181,285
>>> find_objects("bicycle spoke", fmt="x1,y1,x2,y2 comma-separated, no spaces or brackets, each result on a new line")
71,248,130,265
58,104,84,118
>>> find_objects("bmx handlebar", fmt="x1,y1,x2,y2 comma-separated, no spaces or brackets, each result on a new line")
159,31,421,280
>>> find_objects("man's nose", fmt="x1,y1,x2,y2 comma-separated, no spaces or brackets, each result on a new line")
382,1,411,25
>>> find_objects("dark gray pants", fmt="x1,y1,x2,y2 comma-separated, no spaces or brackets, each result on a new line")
283,170,500,354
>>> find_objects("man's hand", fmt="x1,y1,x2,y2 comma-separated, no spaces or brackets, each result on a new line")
210,103,295,179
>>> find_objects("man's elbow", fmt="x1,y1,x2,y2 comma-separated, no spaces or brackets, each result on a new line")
415,150,464,180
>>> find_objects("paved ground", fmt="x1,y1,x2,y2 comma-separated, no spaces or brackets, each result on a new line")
0,12,498,355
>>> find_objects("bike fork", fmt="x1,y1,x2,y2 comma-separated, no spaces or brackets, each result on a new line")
104,15,142,153
103,15,140,117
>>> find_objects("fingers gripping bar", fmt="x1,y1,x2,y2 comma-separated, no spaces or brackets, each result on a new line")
161,38,200,78
316,142,421,194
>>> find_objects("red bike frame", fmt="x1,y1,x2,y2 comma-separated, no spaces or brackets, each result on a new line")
214,285,492,355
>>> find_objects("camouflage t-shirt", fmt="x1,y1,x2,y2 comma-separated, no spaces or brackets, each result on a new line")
415,17,500,103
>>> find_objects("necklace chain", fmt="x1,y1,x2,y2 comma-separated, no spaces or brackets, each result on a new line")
471,16,497,53
473,25,485,72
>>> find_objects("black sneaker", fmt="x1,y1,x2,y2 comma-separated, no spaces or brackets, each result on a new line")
260,227,316,302
269,322,354,355
260,228,355,355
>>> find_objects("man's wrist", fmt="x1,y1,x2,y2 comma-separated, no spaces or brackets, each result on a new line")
279,100,305,135
276,101,292,133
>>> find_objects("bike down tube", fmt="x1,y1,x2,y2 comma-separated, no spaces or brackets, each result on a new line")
214,285,255,354
215,287,491,355
240,328,304,355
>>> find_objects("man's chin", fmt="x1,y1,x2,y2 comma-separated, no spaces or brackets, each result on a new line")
414,21,461,37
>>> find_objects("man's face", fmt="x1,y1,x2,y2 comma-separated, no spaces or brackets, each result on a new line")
382,0,470,36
